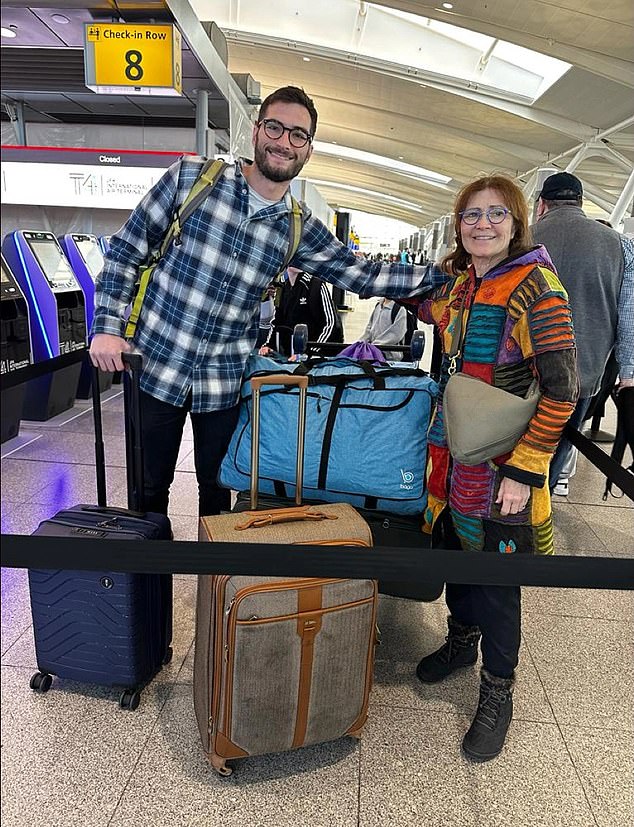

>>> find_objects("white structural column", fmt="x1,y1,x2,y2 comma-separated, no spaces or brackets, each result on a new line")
609,169,634,228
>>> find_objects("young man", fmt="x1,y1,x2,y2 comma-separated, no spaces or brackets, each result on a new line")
261,266,343,356
90,86,445,516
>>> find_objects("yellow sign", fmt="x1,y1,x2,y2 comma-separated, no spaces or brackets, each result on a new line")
84,23,182,96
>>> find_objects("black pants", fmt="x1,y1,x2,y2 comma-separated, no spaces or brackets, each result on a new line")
139,389,239,517
445,583,521,679
441,511,520,680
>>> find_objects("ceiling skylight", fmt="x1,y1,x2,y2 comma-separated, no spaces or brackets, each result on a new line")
312,142,452,188
304,179,424,213
195,0,571,103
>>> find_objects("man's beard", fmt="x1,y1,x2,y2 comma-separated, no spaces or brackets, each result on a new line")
254,140,306,183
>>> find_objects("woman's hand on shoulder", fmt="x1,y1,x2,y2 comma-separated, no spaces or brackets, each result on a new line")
496,477,531,516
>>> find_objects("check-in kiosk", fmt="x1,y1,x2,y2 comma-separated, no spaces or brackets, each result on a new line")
2,231,86,420
1,254,32,442
60,233,113,398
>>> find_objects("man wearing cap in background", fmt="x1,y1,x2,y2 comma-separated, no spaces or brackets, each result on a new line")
532,171,634,494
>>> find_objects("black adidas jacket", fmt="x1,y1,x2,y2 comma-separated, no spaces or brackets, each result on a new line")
268,272,343,356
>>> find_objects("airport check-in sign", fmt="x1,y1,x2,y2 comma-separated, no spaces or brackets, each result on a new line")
84,23,182,96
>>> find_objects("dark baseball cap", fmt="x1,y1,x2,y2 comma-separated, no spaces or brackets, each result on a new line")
538,172,583,200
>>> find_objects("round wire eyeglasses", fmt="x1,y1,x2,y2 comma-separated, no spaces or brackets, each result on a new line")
258,118,313,148
459,207,511,225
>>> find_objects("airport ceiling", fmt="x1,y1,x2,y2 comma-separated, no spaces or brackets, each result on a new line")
1,0,633,228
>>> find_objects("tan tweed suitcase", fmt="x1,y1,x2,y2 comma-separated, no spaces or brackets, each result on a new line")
194,374,377,776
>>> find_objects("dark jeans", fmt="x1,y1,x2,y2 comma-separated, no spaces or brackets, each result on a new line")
440,511,520,679
549,396,592,490
446,582,521,679
139,389,239,517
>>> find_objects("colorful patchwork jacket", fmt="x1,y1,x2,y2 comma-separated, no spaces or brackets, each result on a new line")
415,245,579,554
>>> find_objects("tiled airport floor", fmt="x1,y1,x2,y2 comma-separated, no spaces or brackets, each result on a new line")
1,389,632,827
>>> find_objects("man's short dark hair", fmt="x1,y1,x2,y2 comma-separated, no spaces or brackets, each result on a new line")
258,86,318,136
542,196,583,209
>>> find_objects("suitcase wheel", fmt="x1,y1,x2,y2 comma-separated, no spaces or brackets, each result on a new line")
210,753,233,777
162,646,173,666
29,671,52,693
118,689,141,711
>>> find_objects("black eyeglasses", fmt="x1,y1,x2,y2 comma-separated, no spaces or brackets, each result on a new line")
459,206,511,225
257,118,313,148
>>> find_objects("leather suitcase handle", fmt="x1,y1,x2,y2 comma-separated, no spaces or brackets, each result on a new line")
235,508,338,531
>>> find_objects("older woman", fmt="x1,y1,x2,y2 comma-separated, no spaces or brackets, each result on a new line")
413,175,578,761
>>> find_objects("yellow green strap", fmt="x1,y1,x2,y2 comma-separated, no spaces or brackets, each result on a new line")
125,159,226,339
277,196,302,276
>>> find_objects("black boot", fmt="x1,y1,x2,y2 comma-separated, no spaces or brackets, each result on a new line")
416,616,480,684
462,668,514,762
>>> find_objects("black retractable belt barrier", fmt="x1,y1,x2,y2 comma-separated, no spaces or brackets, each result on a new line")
565,423,634,502
2,387,631,589
0,349,86,391
1,534,632,590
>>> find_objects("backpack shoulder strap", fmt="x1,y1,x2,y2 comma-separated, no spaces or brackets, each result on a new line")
125,158,227,339
157,158,227,258
275,196,304,278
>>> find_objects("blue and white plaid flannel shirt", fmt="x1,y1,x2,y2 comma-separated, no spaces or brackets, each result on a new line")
93,158,447,412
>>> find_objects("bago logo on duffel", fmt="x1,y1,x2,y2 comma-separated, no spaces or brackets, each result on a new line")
400,469,415,490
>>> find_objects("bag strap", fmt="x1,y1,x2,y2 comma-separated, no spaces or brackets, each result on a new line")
125,158,228,339
276,196,303,277
256,196,304,305
447,280,470,375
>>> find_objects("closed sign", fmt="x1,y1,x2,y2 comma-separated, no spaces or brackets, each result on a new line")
84,23,182,95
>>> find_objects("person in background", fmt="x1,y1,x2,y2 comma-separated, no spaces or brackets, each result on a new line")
89,85,446,517
531,172,634,495
256,283,277,348
260,266,343,357
361,297,407,360
409,175,578,762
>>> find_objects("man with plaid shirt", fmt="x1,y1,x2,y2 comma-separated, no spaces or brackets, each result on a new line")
90,86,445,517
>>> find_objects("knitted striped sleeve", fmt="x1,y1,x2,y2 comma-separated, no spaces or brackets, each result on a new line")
500,266,579,488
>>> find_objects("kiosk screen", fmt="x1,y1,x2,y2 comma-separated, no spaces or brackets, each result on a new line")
76,238,104,281
28,239,76,290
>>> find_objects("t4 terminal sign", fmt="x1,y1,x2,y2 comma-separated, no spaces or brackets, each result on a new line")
84,23,182,96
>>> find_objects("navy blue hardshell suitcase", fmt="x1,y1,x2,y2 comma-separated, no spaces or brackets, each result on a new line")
28,354,173,710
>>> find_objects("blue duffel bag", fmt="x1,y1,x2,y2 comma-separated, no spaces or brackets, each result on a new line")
219,355,438,516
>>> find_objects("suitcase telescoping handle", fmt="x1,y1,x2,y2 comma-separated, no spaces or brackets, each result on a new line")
249,374,309,510
91,351,145,513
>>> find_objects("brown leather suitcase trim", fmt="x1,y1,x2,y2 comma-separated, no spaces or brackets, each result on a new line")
292,585,323,748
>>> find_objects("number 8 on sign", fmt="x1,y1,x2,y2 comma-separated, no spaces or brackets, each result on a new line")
125,50,144,82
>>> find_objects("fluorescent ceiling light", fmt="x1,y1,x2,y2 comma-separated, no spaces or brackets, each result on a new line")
305,178,424,212
313,141,451,187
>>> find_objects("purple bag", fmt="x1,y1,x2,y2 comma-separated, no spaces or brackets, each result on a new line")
337,341,386,362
